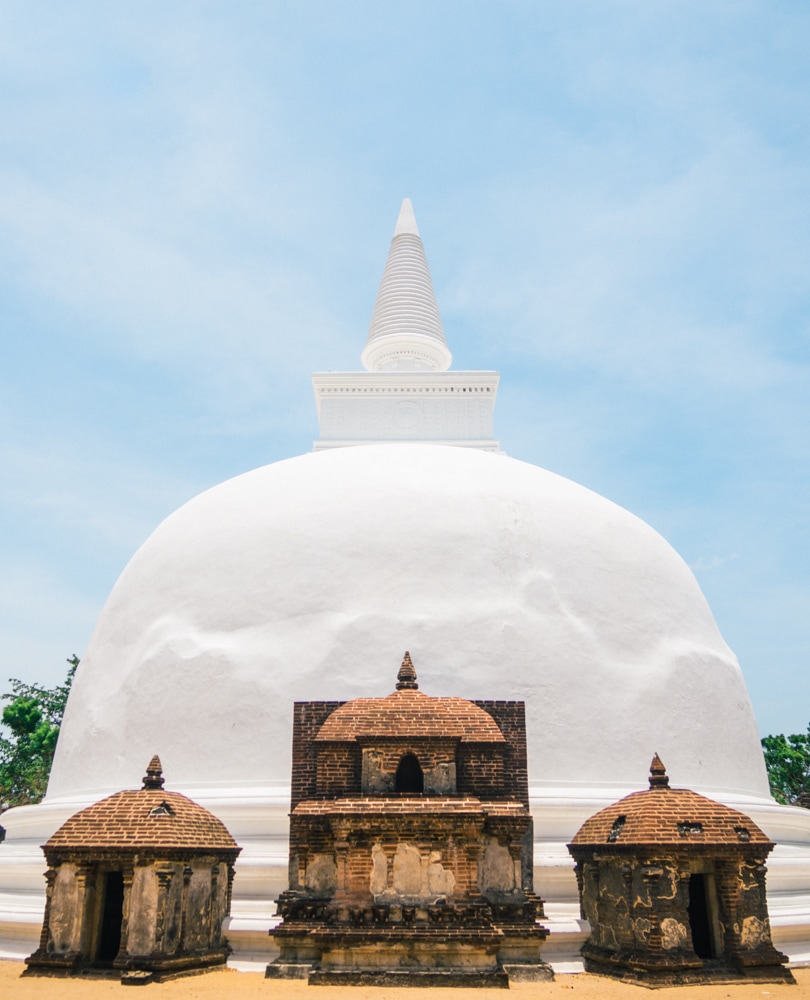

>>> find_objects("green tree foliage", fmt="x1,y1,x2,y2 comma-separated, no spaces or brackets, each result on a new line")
0,655,79,809
761,725,810,806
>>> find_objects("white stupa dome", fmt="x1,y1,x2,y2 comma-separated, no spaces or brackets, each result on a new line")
47,443,768,803
2,200,807,971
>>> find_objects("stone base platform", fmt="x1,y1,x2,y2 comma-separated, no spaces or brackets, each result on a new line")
501,962,555,982
308,968,510,987
584,955,797,989
24,950,229,983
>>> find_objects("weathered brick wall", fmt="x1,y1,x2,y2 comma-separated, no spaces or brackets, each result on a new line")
290,701,345,809
289,816,334,856
570,846,790,980
471,701,529,804
291,812,493,899
457,747,505,798
315,743,360,797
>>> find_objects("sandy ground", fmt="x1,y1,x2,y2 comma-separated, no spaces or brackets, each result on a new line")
2,962,809,1000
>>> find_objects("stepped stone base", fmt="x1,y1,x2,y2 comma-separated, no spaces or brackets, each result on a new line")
265,962,314,979
584,955,796,989
501,962,555,982
308,968,510,987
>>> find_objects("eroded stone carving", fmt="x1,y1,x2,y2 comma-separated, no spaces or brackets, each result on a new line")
427,850,455,896
362,750,394,794
369,844,388,896
424,761,456,794
305,854,337,894
480,838,516,894
392,843,422,896
741,915,769,949
661,917,689,951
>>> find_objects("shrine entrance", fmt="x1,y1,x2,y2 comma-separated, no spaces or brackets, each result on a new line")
688,872,719,960
395,753,424,793
95,871,124,964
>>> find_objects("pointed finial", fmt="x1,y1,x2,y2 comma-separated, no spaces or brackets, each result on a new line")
394,198,420,237
361,199,452,373
648,753,669,789
396,651,418,690
142,755,165,790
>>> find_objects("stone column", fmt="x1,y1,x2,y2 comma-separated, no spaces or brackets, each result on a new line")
586,863,601,939
35,867,58,955
734,856,785,967
226,863,236,912
116,866,135,963
639,864,663,958
332,834,351,922
508,841,523,893
154,866,175,954
208,864,221,949
75,865,98,958
178,864,193,953
419,843,431,898
384,842,397,891
468,840,483,898
296,847,308,890
714,858,741,960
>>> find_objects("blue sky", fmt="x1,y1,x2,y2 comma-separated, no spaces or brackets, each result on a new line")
1,2,808,737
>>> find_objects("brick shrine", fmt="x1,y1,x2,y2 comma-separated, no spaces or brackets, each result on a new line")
267,652,552,986
24,756,240,983
567,754,793,987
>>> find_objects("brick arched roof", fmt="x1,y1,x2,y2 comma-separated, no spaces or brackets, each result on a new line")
45,789,239,852
314,689,506,743
570,786,771,849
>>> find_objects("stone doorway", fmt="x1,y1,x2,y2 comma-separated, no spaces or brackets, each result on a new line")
688,872,719,960
95,870,124,964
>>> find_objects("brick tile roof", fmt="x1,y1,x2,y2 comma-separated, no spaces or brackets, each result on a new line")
570,758,770,849
45,758,239,852
314,689,506,743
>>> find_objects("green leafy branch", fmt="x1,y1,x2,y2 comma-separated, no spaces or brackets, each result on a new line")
0,655,79,809
761,725,810,806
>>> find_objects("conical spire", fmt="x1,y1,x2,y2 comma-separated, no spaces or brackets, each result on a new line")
396,651,419,690
142,754,165,790
648,753,670,789
361,199,452,373
394,197,419,236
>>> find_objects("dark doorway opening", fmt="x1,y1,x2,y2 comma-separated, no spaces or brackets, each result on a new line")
395,753,424,793
96,870,124,964
688,873,715,959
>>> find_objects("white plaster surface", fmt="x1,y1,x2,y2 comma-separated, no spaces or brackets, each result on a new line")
45,444,769,801
311,371,500,450
2,443,809,968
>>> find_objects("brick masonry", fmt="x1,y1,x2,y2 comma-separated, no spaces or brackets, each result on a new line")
25,757,240,982
268,655,553,985
567,757,793,987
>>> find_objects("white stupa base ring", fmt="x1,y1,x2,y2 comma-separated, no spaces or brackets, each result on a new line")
2,785,809,970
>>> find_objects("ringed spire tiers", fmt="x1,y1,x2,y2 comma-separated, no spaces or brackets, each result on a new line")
361,198,452,373
312,199,500,451
396,650,418,690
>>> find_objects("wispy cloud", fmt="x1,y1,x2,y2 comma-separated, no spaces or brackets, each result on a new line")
0,1,808,735
690,554,740,572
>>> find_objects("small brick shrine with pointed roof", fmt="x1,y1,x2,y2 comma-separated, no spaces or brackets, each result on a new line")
267,653,552,986
567,755,792,987
24,756,240,983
